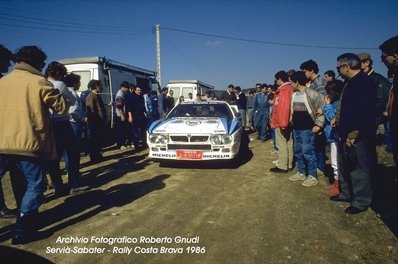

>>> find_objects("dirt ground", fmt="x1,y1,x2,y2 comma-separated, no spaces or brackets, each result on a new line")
0,132,397,264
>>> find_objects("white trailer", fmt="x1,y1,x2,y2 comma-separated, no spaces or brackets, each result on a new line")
57,56,160,128
167,80,215,101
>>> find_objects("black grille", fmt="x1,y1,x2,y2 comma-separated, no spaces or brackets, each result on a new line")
170,136,189,142
190,136,209,142
168,144,212,150
169,135,209,143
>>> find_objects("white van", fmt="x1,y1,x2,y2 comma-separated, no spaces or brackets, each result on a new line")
167,80,215,101
57,56,160,128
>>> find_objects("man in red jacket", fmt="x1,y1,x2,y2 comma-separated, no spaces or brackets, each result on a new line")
270,71,294,173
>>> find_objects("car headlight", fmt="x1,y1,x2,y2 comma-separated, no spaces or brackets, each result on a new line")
210,134,232,145
149,134,169,144
221,134,232,144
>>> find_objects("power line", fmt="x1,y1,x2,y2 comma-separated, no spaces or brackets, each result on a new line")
0,8,152,35
162,27,378,50
0,11,148,31
0,21,152,35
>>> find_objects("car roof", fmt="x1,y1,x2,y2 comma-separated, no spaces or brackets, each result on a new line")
179,100,228,105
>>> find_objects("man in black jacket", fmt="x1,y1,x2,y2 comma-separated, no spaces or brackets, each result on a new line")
127,86,147,150
331,53,376,214
220,84,237,104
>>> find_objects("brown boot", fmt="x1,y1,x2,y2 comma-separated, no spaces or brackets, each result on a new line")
325,180,340,196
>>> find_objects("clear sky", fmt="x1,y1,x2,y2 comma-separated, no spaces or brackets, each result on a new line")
1,0,397,90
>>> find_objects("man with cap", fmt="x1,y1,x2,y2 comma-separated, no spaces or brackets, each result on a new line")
379,35,398,166
357,52,391,126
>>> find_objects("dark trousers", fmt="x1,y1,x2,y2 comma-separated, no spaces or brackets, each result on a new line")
70,121,85,154
391,117,398,166
48,121,81,189
337,138,374,209
315,133,327,172
88,123,104,161
0,155,25,210
115,117,128,147
131,122,147,149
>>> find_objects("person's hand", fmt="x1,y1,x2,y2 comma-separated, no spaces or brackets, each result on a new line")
281,127,291,140
346,138,356,147
316,108,323,116
312,126,321,133
324,95,331,105
331,117,336,127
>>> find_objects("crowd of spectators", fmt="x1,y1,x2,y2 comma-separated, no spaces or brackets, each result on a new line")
0,35,397,244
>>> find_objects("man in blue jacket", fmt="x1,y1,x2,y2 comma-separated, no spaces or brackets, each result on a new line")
252,85,270,141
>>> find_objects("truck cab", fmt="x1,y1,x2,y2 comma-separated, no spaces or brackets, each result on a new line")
166,80,215,101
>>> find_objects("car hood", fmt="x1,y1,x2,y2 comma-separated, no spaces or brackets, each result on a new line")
148,117,240,134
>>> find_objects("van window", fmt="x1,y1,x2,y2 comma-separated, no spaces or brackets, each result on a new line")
169,87,180,98
71,70,91,92
182,87,194,98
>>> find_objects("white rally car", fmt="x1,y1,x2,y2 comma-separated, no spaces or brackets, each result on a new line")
147,101,242,161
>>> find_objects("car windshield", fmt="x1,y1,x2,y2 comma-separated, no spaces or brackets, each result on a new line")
168,103,233,118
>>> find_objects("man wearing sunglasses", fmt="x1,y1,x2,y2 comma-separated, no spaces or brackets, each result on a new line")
331,53,376,214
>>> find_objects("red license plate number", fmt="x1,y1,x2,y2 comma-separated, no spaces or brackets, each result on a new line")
176,150,203,160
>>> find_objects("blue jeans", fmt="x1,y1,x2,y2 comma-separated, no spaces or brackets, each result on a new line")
8,155,46,215
271,128,278,151
70,121,85,153
293,129,317,176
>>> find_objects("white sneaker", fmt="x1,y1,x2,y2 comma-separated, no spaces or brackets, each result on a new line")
120,146,127,151
317,169,325,177
289,172,306,181
302,176,318,187
272,159,278,165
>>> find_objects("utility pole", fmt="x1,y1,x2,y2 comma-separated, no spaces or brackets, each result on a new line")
155,24,162,87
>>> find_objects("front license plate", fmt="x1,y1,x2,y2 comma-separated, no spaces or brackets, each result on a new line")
176,150,203,160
